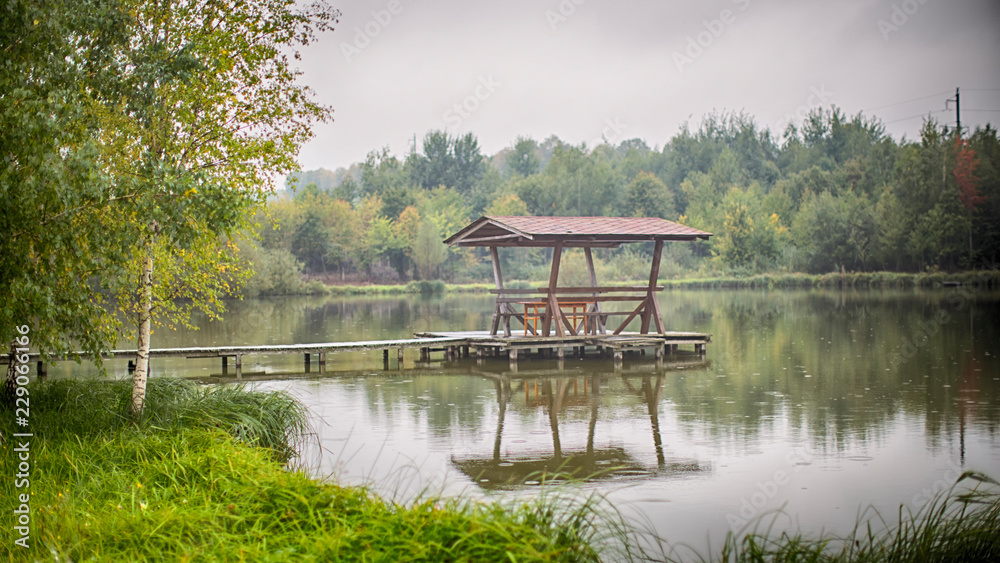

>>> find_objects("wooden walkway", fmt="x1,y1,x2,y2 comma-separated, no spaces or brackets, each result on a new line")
413,330,710,371
11,331,710,377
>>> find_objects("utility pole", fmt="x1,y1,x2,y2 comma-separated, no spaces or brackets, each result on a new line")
946,87,961,138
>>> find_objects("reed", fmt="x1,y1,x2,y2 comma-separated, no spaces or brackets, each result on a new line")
711,471,1000,562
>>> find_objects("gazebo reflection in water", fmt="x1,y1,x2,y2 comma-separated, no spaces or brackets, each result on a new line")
451,360,712,490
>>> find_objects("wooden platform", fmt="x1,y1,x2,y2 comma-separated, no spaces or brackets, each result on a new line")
9,331,710,377
413,330,711,370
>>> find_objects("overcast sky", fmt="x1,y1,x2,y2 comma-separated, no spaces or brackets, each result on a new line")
293,0,1000,172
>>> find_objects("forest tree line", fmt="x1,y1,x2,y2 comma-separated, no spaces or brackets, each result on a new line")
244,108,999,293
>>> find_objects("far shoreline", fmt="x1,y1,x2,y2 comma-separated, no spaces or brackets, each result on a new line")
251,270,1000,297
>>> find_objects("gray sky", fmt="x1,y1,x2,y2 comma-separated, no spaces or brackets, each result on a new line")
294,0,1000,172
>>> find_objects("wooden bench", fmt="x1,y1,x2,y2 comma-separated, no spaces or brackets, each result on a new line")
518,300,597,336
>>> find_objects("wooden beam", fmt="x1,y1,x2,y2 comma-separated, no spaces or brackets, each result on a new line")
490,246,504,336
648,240,665,334
544,243,564,336
489,286,663,294
613,301,648,334
584,247,605,334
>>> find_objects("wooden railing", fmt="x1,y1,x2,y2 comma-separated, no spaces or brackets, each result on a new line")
488,286,664,337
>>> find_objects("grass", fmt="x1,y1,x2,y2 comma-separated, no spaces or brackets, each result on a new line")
300,270,1000,295
323,281,492,296
663,270,1000,290
0,378,639,562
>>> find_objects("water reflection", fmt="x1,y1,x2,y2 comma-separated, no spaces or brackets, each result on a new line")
453,371,711,490
49,288,1000,546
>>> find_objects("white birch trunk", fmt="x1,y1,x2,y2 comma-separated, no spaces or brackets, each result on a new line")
131,244,154,419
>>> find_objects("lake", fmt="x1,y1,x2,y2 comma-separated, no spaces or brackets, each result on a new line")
50,288,1000,554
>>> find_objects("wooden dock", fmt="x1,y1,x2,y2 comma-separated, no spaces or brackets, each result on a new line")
11,331,710,377
414,331,711,371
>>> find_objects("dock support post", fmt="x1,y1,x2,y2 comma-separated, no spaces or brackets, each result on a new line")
36,360,46,377
476,347,484,365
235,354,243,379
397,347,404,367
319,352,326,373
382,349,389,369
509,348,518,370
304,353,311,373
613,350,623,371
556,347,565,360
128,360,135,374
655,346,663,360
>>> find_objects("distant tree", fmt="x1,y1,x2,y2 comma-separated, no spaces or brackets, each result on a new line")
412,219,447,280
954,137,984,261
410,130,454,189
485,194,529,216
508,136,541,177
625,172,676,219
714,187,783,270
333,176,361,204
361,147,408,196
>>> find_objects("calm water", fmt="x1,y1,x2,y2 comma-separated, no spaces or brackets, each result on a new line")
53,289,1000,552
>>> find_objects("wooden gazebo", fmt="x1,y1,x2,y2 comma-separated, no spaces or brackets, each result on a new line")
445,216,711,338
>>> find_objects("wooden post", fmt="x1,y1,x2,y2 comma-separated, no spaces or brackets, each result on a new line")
235,353,243,379
584,247,605,334
490,246,512,337
221,356,228,374
544,243,564,336
318,352,326,373
645,240,666,334
304,353,311,373
397,347,404,366
382,349,389,369
509,348,518,370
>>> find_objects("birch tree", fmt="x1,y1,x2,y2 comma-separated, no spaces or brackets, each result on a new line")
105,0,339,417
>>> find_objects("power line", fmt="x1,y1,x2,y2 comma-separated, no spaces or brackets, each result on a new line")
883,109,947,125
865,92,950,113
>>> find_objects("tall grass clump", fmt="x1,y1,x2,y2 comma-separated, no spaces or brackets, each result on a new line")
21,378,307,460
713,471,1000,562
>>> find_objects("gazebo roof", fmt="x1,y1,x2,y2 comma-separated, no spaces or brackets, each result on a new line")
445,216,712,247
